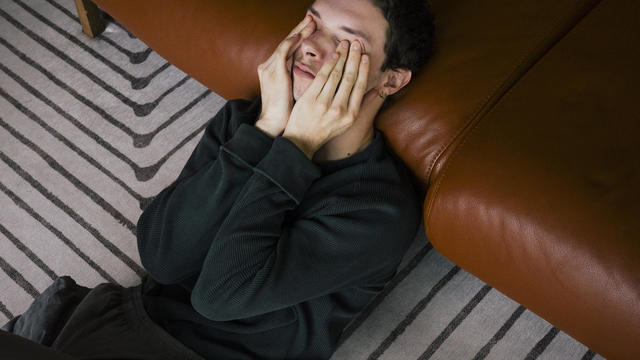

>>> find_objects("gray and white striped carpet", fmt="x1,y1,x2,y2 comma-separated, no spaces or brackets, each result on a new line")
0,0,604,359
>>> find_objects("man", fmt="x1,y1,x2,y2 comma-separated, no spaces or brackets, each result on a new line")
2,0,434,359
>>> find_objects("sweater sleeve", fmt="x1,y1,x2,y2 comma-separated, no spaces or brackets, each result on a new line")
190,136,417,321
136,99,274,284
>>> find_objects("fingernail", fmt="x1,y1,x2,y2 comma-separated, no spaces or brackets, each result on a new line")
362,55,369,63
353,42,360,50
342,41,349,49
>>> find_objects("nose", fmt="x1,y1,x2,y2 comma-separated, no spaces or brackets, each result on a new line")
299,31,334,62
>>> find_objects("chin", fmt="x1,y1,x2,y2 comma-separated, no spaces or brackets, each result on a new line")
292,79,311,102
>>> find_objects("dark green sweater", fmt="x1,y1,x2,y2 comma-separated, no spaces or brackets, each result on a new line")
137,97,421,359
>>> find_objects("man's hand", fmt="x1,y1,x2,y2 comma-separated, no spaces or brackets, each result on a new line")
255,16,316,138
282,39,375,159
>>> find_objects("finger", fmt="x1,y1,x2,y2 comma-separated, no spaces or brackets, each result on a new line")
260,16,313,70
285,20,316,59
275,21,315,63
347,53,371,115
271,16,313,61
317,40,350,103
303,42,343,98
286,15,313,38
332,40,363,107
279,15,314,60
275,33,301,61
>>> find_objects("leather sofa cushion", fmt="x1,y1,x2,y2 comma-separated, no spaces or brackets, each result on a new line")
426,0,640,357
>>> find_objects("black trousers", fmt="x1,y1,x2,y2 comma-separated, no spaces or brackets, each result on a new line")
2,276,203,360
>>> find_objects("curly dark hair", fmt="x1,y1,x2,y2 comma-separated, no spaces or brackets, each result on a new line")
368,0,435,109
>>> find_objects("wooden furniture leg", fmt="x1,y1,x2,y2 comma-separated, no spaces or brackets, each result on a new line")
74,0,106,38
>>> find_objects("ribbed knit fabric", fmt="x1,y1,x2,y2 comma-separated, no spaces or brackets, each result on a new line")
137,96,422,359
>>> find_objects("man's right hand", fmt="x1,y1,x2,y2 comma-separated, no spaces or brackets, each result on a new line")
255,15,316,138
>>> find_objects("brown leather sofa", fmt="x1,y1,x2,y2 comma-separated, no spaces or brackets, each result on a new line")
84,0,640,359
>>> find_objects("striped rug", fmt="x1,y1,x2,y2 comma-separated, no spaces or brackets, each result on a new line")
0,0,604,359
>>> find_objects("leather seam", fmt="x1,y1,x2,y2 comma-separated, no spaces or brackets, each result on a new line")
424,0,603,235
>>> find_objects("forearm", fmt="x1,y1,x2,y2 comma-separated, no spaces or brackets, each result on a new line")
189,134,419,321
137,123,274,284
191,136,322,320
137,162,252,283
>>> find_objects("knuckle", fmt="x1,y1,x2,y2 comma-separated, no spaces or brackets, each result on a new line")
329,105,344,116
343,72,356,83
331,69,343,81
316,103,328,113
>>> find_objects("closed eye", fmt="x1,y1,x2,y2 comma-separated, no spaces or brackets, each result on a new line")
308,13,352,47
307,9,369,52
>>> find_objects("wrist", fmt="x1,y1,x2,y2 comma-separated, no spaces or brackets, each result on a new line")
255,118,282,138
282,132,318,160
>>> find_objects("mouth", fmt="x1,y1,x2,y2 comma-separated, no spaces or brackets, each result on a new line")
294,63,316,80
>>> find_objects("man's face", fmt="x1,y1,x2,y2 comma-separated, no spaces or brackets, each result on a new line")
292,0,388,101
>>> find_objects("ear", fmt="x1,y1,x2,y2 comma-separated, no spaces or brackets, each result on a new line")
377,68,412,97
